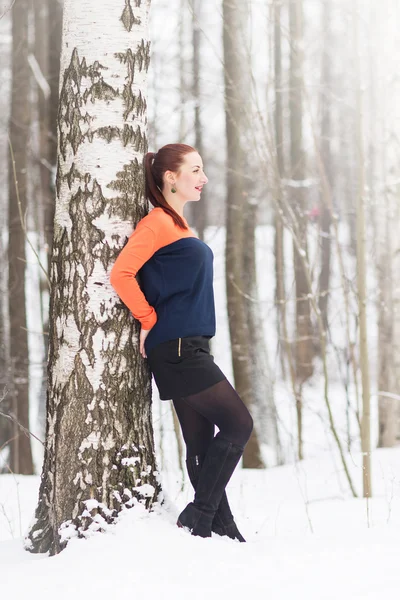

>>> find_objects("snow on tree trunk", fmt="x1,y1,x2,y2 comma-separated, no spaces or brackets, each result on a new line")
27,0,159,556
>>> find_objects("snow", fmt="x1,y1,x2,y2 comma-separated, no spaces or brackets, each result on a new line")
2,447,400,599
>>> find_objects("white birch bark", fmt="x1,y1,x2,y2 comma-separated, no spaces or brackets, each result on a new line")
28,0,159,555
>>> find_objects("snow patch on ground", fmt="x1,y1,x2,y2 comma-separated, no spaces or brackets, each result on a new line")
2,447,400,599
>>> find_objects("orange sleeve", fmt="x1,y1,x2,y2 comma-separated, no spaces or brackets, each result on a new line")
110,223,158,330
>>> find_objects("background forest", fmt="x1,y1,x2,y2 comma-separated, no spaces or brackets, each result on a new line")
1,0,400,597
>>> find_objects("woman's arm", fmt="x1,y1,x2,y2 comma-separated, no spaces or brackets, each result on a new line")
110,223,158,331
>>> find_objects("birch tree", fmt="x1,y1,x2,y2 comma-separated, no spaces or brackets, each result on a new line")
28,0,159,555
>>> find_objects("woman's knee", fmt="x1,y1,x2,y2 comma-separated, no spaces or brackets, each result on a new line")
242,410,253,444
230,408,253,448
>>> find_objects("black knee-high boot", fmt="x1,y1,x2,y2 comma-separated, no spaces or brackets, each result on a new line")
186,454,246,542
177,435,244,538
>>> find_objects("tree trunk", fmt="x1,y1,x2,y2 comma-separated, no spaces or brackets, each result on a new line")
289,0,313,388
386,183,400,445
34,0,51,251
35,1,63,439
377,181,395,447
27,0,159,556
273,0,287,380
353,0,371,498
190,0,207,241
178,0,187,144
0,10,11,460
223,0,263,469
8,0,34,475
318,0,332,331
48,0,63,186
243,202,283,465
32,0,52,438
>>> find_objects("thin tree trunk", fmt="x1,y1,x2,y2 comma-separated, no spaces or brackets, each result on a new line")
289,0,313,390
273,0,287,380
377,182,395,447
223,0,263,469
243,202,283,465
288,0,312,460
33,0,52,438
0,11,11,458
178,0,186,144
387,182,400,444
190,0,207,240
8,0,34,475
47,0,63,258
28,0,158,555
373,6,396,448
353,0,371,498
0,223,10,459
318,0,332,331
37,0,62,438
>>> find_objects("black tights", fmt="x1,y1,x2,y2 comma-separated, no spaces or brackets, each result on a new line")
173,378,253,458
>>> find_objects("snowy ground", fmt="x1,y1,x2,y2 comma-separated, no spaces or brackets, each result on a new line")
2,446,400,599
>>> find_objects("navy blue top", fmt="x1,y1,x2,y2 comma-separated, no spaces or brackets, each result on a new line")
138,237,216,354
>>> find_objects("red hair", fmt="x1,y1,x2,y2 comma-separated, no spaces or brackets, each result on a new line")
144,143,197,230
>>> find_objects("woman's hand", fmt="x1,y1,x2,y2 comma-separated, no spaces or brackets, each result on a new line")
140,328,151,358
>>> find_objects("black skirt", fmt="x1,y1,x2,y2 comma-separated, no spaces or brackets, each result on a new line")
146,335,227,401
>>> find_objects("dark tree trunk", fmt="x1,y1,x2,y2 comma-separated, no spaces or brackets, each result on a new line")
289,0,313,387
223,0,264,469
273,0,288,380
190,0,207,241
7,0,34,475
318,0,333,331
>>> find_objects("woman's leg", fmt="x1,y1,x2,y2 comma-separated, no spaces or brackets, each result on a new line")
176,379,253,538
172,397,214,458
173,394,246,541
179,378,253,448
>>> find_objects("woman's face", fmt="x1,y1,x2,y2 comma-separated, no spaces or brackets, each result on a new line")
169,152,208,202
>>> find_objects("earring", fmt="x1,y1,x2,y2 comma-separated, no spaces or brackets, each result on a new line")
171,185,176,194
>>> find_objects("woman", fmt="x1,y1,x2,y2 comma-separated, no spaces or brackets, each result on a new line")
110,143,253,540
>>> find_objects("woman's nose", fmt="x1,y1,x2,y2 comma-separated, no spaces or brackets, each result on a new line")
202,173,208,184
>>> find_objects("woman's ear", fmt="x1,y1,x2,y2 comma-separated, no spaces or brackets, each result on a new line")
164,170,175,185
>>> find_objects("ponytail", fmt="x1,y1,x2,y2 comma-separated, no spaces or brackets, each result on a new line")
144,151,188,230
